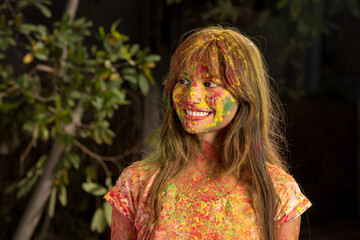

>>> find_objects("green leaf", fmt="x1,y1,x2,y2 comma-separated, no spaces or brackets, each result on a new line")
123,74,137,84
96,50,106,58
16,0,29,10
55,154,71,171
103,202,112,227
58,184,67,207
110,20,121,35
68,90,82,99
0,102,21,113
15,177,29,189
91,96,104,110
48,186,57,217
72,17,86,27
100,128,112,144
34,52,48,61
65,33,83,43
144,54,161,62
16,174,38,199
98,26,105,38
36,155,47,168
35,3,52,18
93,128,102,144
129,44,140,56
69,152,80,169
138,74,149,95
37,25,47,36
40,127,49,141
18,23,37,34
105,175,113,188
85,166,96,182
82,182,108,196
121,67,136,75
111,88,125,101
61,168,69,185
60,134,74,148
143,66,155,84
91,208,106,233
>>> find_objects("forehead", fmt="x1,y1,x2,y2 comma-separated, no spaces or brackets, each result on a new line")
180,64,222,81
178,40,224,74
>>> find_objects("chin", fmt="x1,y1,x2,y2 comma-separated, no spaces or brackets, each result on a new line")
183,128,199,134
182,127,212,135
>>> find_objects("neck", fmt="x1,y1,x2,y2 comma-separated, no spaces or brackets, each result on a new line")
193,133,220,174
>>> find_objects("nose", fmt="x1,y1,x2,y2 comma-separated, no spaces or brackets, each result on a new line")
185,82,202,104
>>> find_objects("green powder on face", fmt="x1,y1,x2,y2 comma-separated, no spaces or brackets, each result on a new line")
222,96,234,114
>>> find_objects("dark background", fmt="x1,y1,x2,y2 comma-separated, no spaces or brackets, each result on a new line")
1,0,359,239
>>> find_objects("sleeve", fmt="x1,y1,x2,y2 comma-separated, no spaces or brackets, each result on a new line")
110,207,134,240
274,178,312,224
104,166,140,222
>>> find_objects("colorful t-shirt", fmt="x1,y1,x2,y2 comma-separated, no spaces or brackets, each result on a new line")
104,161,311,239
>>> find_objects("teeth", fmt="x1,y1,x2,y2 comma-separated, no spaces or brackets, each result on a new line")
186,110,210,116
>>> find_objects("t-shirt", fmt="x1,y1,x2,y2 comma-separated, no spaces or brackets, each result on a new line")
104,160,311,239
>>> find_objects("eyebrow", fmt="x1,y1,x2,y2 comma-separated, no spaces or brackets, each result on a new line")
178,72,190,78
199,75,222,84
178,72,222,84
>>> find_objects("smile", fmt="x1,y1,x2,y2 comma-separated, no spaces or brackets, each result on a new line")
186,110,210,116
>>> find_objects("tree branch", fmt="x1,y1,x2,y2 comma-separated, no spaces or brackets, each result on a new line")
0,84,20,98
19,138,35,176
74,139,110,174
74,139,140,174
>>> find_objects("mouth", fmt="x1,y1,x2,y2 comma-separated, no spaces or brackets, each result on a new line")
183,109,213,120
185,109,210,116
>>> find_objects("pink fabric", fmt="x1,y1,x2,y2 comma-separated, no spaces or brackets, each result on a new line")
104,161,311,239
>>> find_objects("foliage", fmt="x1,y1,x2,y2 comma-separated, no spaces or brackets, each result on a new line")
0,0,160,236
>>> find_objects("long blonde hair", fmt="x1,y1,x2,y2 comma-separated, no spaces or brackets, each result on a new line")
140,26,288,240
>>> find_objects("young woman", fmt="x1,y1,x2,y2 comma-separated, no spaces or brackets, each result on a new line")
105,26,311,240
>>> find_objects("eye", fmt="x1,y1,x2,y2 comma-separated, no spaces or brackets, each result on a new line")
178,79,190,85
204,81,218,88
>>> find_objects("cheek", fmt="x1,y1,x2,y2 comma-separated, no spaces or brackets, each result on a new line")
206,90,238,115
206,90,223,107
172,86,186,104
206,90,233,109
223,96,238,113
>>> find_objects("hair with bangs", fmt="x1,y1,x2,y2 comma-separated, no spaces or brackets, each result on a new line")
139,26,288,240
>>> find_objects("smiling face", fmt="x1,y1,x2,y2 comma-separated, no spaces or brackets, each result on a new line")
172,66,239,137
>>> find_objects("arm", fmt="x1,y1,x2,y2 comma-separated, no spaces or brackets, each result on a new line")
275,217,301,240
111,208,135,240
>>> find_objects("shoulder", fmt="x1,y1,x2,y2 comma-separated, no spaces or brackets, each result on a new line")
267,163,296,191
115,160,155,188
120,160,152,178
104,160,157,220
267,163,300,203
267,163,312,223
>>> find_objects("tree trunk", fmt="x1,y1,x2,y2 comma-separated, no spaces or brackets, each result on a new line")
64,0,80,22
13,105,83,240
12,139,63,240
12,1,80,240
